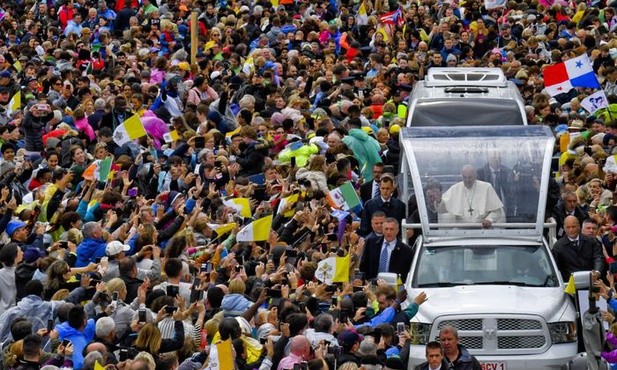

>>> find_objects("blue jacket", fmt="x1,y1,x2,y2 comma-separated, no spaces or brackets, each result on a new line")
75,237,107,267
56,318,96,370
221,293,252,317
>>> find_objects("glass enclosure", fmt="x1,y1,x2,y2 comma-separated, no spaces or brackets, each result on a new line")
400,126,555,236
409,99,524,127
414,244,559,288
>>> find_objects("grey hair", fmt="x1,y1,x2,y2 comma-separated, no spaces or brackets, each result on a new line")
439,325,459,339
313,313,335,334
94,98,106,110
82,351,104,370
81,222,101,239
95,316,116,338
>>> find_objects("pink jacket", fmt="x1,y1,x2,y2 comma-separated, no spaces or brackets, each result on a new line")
75,117,95,141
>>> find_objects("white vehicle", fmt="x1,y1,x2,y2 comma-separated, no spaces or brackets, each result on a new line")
406,68,528,127
399,126,578,370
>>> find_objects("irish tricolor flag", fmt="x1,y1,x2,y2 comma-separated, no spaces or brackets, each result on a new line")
327,181,361,212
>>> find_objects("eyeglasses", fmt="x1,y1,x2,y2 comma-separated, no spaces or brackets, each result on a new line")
54,82,62,86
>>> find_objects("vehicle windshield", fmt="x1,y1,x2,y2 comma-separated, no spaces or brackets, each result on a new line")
410,99,524,127
414,245,559,288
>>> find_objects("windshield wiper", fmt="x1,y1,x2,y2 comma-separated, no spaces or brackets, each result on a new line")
475,281,540,287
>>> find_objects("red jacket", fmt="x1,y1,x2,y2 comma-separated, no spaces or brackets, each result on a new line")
58,6,75,30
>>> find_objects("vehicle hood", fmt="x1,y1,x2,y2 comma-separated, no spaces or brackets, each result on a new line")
410,285,570,322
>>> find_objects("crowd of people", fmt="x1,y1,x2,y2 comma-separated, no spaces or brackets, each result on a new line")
1,0,617,369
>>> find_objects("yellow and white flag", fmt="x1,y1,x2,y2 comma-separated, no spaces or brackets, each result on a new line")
163,130,180,143
113,114,147,146
204,339,234,370
236,215,272,242
207,223,236,236
317,254,351,284
277,193,299,218
223,198,252,218
7,91,20,116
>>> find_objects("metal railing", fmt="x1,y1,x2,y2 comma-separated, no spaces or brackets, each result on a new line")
401,219,558,248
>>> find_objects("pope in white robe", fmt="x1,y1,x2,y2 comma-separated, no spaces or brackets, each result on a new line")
436,165,506,228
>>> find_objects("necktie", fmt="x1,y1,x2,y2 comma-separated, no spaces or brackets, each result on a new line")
374,182,380,198
572,240,579,250
379,243,389,273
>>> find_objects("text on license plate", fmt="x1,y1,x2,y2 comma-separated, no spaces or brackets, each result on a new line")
480,362,506,370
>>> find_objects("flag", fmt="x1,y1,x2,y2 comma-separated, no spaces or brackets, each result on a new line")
543,54,600,96
204,339,234,370
82,157,113,182
207,223,236,236
223,198,252,218
95,361,105,370
581,90,609,114
357,2,368,25
113,114,147,146
484,0,507,9
236,215,272,242
277,193,299,218
13,61,21,73
163,130,179,143
316,254,351,284
379,8,404,26
564,275,576,295
98,157,112,182
327,181,361,212
7,91,20,116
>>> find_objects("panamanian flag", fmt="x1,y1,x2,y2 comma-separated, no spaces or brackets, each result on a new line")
543,54,600,96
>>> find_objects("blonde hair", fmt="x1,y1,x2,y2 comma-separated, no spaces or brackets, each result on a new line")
6,339,23,368
134,324,163,355
106,278,127,295
134,351,156,370
229,278,246,294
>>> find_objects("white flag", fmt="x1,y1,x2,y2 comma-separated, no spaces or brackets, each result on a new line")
113,124,132,146
581,90,609,114
316,257,335,285
484,0,507,9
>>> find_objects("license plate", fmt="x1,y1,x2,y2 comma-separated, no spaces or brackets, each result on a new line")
480,362,506,370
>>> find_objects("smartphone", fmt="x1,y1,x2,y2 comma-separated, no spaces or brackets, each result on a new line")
397,322,405,335
260,337,268,345
138,309,147,323
194,136,205,148
353,286,364,293
201,262,213,273
214,160,222,168
325,285,337,293
293,362,308,370
47,319,54,332
166,285,179,297
62,339,71,348
190,289,204,303
331,297,338,306
235,265,242,272
165,306,178,315
610,262,617,275
266,288,282,298
59,241,69,249
119,349,129,362
327,233,338,242
112,291,119,301
354,271,365,282
290,156,296,168
339,309,348,323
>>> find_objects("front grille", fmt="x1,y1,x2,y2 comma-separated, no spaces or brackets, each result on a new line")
437,319,483,331
498,335,546,349
461,336,483,349
497,319,542,330
433,316,548,355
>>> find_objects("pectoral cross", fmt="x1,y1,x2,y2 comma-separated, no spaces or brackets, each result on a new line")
468,207,474,215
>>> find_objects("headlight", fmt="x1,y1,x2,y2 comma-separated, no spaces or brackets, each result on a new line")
410,322,432,345
548,322,577,343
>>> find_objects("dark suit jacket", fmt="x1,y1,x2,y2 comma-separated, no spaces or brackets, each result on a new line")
360,179,377,205
360,237,414,281
360,197,406,236
551,234,605,281
551,202,589,239
360,180,399,205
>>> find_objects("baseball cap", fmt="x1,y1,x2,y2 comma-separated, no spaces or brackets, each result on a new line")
338,330,364,347
106,240,131,256
0,70,11,78
6,220,27,237
24,248,44,264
